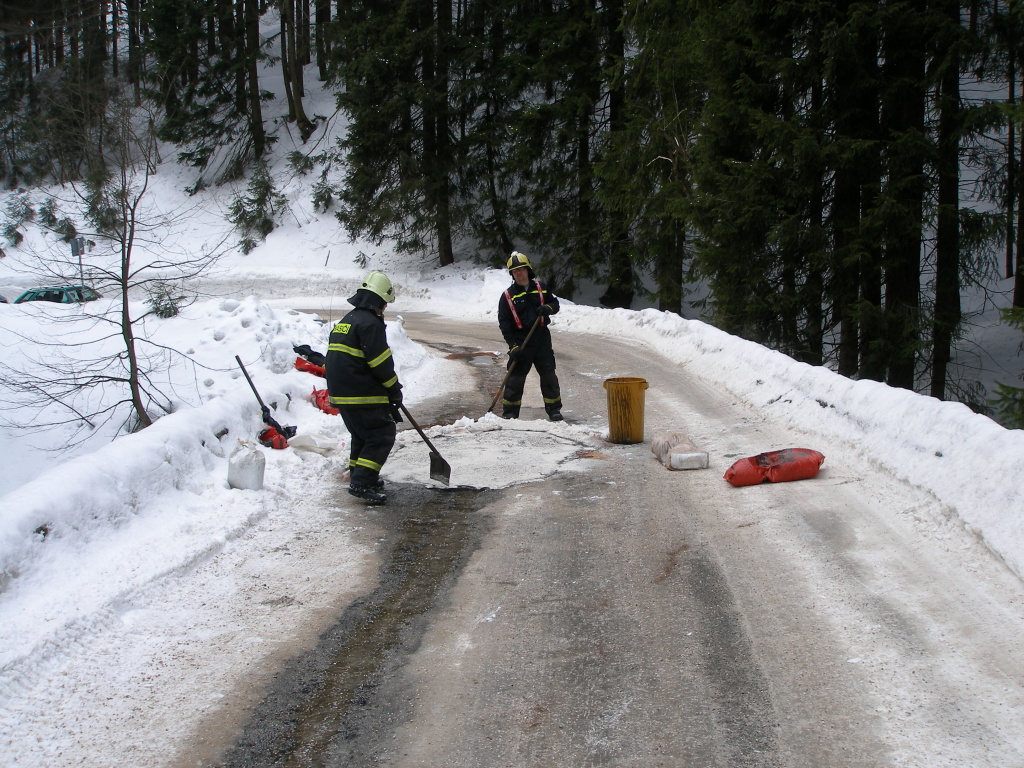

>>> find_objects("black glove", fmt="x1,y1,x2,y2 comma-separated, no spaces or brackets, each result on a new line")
292,344,327,366
388,388,404,423
538,304,553,316
388,387,403,409
508,346,521,361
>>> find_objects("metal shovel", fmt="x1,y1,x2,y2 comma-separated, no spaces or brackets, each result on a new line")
399,403,451,485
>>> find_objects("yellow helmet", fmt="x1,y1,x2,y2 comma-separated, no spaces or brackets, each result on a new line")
360,271,395,303
507,251,531,272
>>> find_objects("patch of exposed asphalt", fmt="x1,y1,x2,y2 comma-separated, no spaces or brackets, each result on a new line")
213,484,495,768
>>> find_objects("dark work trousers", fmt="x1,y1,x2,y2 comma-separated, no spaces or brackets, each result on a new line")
502,342,562,417
338,406,397,486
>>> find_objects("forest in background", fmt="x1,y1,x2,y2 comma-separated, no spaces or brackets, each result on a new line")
1,0,1024,425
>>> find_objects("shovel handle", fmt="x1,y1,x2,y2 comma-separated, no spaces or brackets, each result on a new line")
235,355,267,409
236,355,291,435
399,403,443,456
487,314,543,415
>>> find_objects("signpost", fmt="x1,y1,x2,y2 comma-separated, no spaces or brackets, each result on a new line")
71,236,85,284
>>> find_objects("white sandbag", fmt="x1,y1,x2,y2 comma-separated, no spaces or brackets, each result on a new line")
287,432,339,456
227,440,266,490
651,431,709,471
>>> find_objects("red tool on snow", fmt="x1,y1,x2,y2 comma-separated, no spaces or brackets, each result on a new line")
235,355,297,449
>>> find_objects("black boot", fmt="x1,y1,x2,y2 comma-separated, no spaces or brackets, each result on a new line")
350,468,387,504
349,483,387,504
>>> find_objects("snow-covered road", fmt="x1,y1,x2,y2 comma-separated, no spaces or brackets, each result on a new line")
342,315,1024,768
3,308,1024,767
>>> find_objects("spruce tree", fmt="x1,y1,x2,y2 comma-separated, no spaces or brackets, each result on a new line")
144,0,270,176
594,0,703,315
930,0,967,400
826,0,884,377
878,0,928,390
332,0,457,264
688,0,822,350
453,0,520,260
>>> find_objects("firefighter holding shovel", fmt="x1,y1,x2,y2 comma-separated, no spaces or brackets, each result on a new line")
326,271,403,504
497,252,563,421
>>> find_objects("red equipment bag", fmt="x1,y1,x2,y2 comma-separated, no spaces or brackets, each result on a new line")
724,448,825,487
311,388,340,415
258,426,289,449
295,357,326,378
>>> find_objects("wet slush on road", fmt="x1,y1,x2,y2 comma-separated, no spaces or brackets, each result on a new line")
214,485,494,768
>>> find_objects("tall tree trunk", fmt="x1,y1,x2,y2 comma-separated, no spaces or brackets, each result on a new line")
235,0,247,113
315,0,329,80
206,0,218,54
1008,50,1017,281
282,0,313,137
881,0,926,390
1016,176,1024,304
281,1,295,120
655,218,685,315
1014,0,1024,307
1017,43,1024,309
245,0,265,158
831,0,866,375
126,0,141,96
110,0,119,77
599,0,633,309
435,0,454,265
484,109,514,257
299,0,311,65
805,122,825,364
931,7,962,400
859,55,885,381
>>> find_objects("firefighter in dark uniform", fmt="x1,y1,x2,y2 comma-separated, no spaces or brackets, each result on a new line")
497,251,563,421
326,271,403,504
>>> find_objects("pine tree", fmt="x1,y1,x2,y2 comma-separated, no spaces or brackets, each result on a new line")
826,0,884,377
332,0,457,264
930,0,967,400
280,0,316,141
878,0,929,389
594,0,702,315
688,0,823,349
452,0,519,260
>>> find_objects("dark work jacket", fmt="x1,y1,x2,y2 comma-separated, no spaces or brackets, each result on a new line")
325,307,402,407
497,278,560,349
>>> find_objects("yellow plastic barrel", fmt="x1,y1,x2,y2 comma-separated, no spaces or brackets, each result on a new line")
603,377,649,444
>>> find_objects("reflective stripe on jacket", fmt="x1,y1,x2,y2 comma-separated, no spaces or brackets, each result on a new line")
325,307,402,406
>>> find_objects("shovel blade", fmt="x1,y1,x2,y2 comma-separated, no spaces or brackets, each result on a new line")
429,451,451,486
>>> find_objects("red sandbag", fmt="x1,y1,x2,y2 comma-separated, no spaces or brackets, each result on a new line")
311,388,340,415
724,448,825,487
295,357,326,377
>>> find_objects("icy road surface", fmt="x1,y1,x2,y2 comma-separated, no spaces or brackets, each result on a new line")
4,312,1024,768
216,313,1024,768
